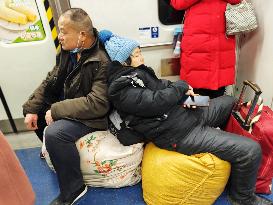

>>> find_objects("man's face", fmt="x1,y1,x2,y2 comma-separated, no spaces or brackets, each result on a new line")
58,16,80,51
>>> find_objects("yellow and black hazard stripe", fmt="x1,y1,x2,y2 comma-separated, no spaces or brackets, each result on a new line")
43,0,60,51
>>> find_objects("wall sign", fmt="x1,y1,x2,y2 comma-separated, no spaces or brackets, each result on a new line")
138,26,159,39
0,0,46,44
151,26,159,38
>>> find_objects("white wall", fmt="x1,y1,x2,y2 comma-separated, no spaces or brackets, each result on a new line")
70,0,176,46
236,0,273,108
0,0,56,120
70,0,178,77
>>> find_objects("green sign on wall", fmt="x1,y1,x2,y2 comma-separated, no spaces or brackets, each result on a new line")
0,0,46,44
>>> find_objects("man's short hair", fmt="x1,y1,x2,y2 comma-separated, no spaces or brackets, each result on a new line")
61,8,94,36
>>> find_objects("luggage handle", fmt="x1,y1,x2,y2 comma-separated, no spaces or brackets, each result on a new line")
233,80,263,132
243,80,262,94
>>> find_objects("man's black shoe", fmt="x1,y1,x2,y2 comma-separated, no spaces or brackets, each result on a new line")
49,195,68,205
228,194,273,205
49,185,88,205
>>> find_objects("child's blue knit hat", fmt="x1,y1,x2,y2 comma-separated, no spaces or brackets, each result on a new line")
99,30,140,63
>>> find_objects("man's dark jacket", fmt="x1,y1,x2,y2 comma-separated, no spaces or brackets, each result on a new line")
23,31,110,130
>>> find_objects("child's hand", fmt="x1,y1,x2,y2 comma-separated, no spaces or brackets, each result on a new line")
184,85,198,109
183,104,197,109
185,85,198,97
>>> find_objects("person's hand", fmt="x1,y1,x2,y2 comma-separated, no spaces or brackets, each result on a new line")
183,103,197,109
185,85,195,96
24,113,38,130
45,110,54,125
183,85,198,109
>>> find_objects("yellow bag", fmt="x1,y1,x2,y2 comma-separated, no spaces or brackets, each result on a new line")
142,143,231,205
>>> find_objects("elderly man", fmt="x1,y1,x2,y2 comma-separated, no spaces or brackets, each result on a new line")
23,8,109,205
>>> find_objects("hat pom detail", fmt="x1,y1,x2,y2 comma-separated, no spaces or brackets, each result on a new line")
99,30,113,44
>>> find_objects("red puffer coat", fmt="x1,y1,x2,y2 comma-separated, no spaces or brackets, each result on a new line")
171,0,241,90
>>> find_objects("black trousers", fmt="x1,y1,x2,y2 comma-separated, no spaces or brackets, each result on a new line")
44,119,95,201
176,96,262,201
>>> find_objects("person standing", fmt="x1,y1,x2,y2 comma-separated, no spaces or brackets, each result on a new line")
170,0,241,98
23,8,110,205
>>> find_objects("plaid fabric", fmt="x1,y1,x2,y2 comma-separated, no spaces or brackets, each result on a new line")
225,0,258,35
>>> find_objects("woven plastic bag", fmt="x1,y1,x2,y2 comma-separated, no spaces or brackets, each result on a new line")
225,0,258,35
43,130,143,188
142,143,231,205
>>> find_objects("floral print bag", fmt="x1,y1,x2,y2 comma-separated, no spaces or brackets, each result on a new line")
42,130,143,188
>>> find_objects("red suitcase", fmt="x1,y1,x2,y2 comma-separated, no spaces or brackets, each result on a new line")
225,80,273,194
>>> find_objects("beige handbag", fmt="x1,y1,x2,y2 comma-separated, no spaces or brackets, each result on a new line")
225,0,258,35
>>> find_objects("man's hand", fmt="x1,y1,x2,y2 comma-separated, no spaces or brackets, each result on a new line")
45,110,54,125
24,113,38,130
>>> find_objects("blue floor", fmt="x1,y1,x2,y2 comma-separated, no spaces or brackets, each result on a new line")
16,148,273,205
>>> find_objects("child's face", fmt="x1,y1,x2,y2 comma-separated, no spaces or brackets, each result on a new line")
130,47,144,67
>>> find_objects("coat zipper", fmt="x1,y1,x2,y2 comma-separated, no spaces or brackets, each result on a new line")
63,60,82,98
260,156,272,178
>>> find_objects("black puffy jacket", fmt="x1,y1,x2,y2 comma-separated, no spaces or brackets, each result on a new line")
108,61,202,148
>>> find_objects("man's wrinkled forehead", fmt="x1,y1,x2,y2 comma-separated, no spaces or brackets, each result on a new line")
58,16,76,31
58,15,68,26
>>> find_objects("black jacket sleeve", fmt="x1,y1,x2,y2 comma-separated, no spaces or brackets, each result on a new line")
108,74,189,118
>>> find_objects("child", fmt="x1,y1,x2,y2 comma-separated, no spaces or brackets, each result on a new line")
99,30,272,205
